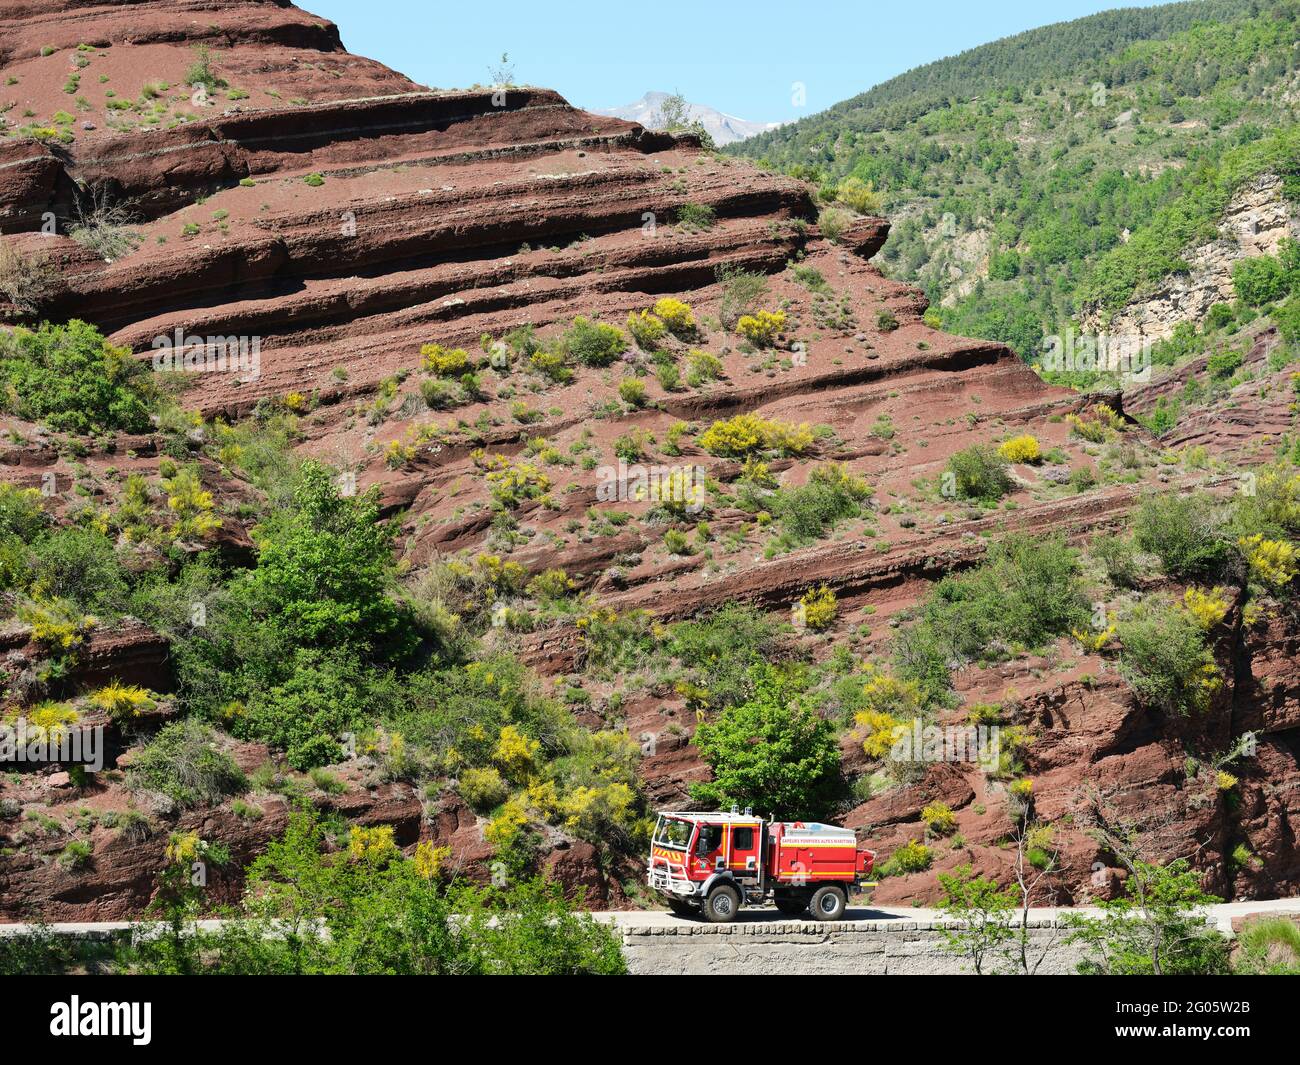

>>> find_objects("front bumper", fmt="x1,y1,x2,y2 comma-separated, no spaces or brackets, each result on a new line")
648,858,698,897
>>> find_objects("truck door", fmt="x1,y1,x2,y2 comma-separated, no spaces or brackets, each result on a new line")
729,823,760,877
693,823,725,875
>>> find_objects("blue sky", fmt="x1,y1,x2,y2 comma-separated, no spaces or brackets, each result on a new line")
306,0,1168,122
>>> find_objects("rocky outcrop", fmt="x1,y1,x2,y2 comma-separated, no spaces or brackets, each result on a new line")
837,598,1300,908
0,1,418,117
1080,173,1299,341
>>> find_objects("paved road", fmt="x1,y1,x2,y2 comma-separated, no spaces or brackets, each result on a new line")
2,898,1297,937
593,897,1300,934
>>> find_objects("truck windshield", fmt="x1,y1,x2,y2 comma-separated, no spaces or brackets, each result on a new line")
653,817,693,849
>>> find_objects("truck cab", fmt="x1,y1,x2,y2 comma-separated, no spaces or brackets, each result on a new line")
649,810,765,920
648,809,873,923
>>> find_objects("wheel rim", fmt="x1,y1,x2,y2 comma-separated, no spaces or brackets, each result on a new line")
714,894,732,915
819,893,839,914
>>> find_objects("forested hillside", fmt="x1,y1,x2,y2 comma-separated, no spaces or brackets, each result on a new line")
742,0,1255,138
731,0,1300,380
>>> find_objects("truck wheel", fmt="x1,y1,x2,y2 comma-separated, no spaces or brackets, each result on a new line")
667,898,697,918
703,884,740,923
774,895,807,916
809,885,847,921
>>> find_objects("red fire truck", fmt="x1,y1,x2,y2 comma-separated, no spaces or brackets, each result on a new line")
647,809,874,922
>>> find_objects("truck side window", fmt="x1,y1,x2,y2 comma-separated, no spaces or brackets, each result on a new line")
696,826,721,854
733,827,754,849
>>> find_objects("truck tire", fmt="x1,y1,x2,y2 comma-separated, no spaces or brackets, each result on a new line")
809,885,847,921
703,883,741,923
667,898,697,918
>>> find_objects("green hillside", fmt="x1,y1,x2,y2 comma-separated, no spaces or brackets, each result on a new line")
740,0,1254,140
730,0,1300,376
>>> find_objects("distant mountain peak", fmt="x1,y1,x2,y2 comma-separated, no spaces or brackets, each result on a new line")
594,92,782,146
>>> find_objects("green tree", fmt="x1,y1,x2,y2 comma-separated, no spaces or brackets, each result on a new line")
940,290,1045,361
1231,250,1293,307
242,461,412,657
936,865,1018,974
689,664,841,819
1065,858,1229,975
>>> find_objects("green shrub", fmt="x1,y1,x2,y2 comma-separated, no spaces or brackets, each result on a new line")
818,206,853,243
384,654,574,764
1132,492,1230,579
308,767,346,794
53,807,625,975
768,464,872,547
1206,349,1243,379
459,766,509,811
1233,917,1300,975
1231,464,1300,540
192,810,626,974
559,317,627,367
0,242,59,318
946,445,1013,502
1205,302,1235,331
835,176,883,214
183,44,224,92
716,264,768,328
675,203,716,230
1231,252,1292,307
1115,598,1220,715
667,603,779,709
879,839,933,877
684,349,722,387
1277,293,1300,342
920,802,957,836
655,361,680,390
0,483,48,541
420,377,457,409
238,649,394,770
128,720,247,808
789,263,830,292
0,320,154,433
894,535,1089,704
1090,533,1142,588
663,528,693,555
626,310,666,349
31,529,129,614
58,840,93,869
618,378,647,407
